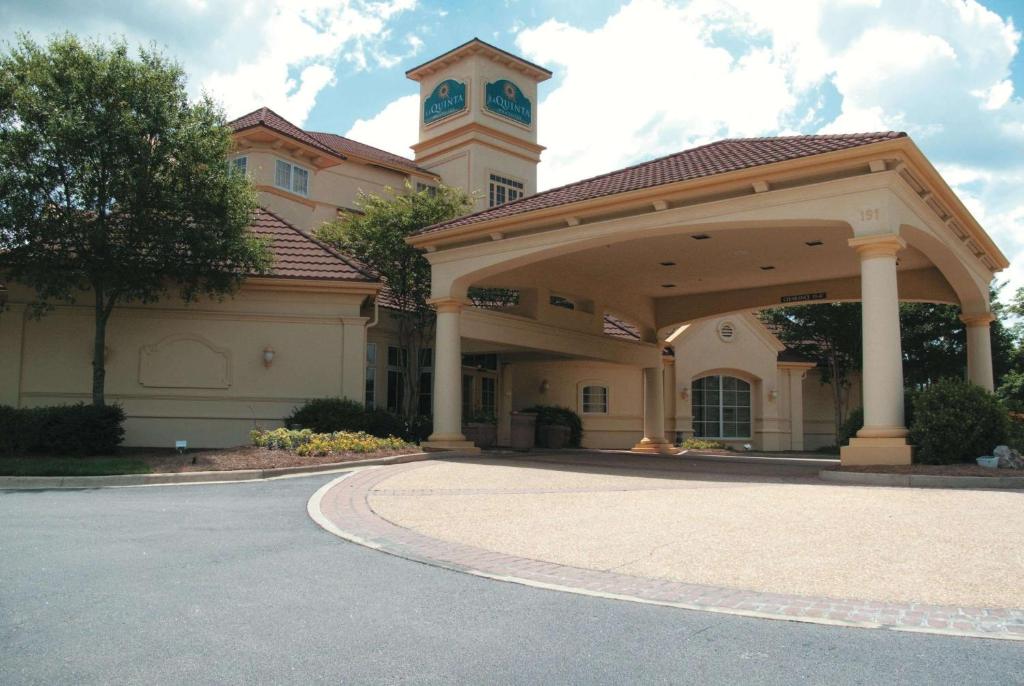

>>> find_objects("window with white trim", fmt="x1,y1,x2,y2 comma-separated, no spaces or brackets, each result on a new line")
692,375,751,438
488,173,524,207
229,156,247,175
365,343,377,407
582,385,608,414
275,159,310,196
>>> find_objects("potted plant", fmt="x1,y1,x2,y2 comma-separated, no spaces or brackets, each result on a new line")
462,411,497,448
522,405,583,449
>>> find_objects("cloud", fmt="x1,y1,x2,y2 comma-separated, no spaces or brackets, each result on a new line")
0,0,418,125
344,94,420,158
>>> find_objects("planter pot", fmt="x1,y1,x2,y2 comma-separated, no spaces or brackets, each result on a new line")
510,412,537,450
977,456,999,469
537,423,571,449
463,422,497,449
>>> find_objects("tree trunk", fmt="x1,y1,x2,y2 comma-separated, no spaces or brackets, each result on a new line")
92,297,110,408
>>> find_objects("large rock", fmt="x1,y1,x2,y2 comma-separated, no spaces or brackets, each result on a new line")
993,445,1024,469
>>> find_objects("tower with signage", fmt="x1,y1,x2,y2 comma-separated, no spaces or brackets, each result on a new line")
406,38,552,211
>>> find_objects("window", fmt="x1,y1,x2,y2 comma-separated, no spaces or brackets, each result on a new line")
480,377,496,417
582,385,608,414
488,173,524,207
274,159,310,196
229,156,247,175
692,375,751,438
418,348,433,416
387,346,408,413
415,182,437,196
549,294,575,311
462,374,474,418
365,343,377,407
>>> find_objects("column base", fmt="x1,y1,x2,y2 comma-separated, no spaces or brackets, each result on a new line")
630,439,679,455
421,434,481,453
840,437,913,466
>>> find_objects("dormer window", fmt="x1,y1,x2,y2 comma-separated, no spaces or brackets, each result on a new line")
275,159,309,197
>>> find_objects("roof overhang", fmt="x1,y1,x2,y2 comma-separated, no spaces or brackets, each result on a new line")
407,136,1009,273
406,37,553,82
233,124,346,170
244,276,381,296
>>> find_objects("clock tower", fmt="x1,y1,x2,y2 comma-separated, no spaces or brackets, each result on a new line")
406,38,552,211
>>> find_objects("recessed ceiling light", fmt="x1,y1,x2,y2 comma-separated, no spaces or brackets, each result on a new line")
659,261,676,266
760,265,775,270
661,283,676,288
805,240,824,246
691,233,710,240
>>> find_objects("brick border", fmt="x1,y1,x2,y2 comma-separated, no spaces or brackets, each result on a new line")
309,461,1024,642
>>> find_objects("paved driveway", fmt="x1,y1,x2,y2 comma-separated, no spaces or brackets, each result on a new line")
1,473,1021,685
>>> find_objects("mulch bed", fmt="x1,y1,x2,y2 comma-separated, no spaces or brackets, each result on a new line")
141,446,418,473
832,463,1018,477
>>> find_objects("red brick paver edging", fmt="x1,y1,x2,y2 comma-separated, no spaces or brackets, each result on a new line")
309,462,1024,642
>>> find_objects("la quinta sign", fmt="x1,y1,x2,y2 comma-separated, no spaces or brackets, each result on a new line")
485,79,532,126
424,79,466,124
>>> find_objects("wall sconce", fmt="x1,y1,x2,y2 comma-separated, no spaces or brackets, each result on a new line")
679,387,690,400
768,389,779,401
539,379,549,393
262,346,276,368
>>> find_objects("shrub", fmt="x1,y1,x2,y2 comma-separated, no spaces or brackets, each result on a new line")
286,398,367,433
909,378,1010,464
251,428,410,456
521,405,583,447
285,398,411,440
679,437,728,450
406,415,433,442
0,404,125,456
996,370,1024,412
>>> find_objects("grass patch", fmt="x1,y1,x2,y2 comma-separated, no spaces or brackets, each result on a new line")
0,456,152,476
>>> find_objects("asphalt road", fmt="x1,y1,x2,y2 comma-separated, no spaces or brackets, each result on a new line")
1,474,1021,685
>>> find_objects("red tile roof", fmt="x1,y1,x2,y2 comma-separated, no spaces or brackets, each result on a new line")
603,314,640,340
228,107,346,160
418,132,907,236
249,207,377,282
306,130,432,176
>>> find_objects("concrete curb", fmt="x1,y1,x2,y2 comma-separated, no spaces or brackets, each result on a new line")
0,452,430,490
820,469,1024,489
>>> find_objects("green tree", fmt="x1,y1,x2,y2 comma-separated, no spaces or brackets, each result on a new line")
0,34,270,407
316,182,472,418
760,303,861,444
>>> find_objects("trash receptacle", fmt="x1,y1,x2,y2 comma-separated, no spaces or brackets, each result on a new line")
510,411,537,451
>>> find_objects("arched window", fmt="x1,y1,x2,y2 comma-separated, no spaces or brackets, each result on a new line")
692,375,751,438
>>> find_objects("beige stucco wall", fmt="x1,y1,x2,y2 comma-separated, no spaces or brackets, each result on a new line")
2,282,371,448
671,314,794,451
803,369,863,450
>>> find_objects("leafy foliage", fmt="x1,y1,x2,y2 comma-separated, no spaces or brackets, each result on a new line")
250,428,411,456
315,183,472,418
521,405,583,448
996,369,1024,412
909,379,1009,464
285,397,416,441
0,34,270,406
0,404,125,455
679,438,728,450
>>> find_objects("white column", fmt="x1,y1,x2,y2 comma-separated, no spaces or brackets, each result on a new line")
632,364,675,453
422,298,478,452
962,313,995,392
841,234,912,466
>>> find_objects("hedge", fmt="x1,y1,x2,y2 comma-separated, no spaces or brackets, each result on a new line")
285,397,429,442
0,404,126,456
909,379,1009,464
